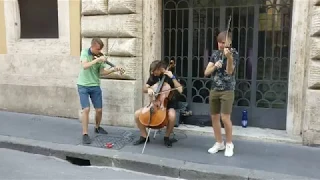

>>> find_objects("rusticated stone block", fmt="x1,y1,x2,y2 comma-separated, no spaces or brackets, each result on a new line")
309,37,320,60
304,90,320,132
308,60,320,89
101,56,142,80
78,79,143,127
81,38,108,54
81,15,142,38
303,130,320,146
108,0,137,14
81,0,108,15
108,38,142,57
313,0,320,5
310,6,320,36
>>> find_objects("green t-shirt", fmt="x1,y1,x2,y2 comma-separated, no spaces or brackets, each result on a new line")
77,48,107,87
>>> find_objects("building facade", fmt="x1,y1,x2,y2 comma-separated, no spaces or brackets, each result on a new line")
0,0,319,145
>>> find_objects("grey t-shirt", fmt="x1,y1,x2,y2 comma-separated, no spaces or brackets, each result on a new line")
209,48,239,91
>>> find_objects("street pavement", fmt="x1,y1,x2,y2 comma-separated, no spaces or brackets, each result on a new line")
0,148,183,180
0,111,320,179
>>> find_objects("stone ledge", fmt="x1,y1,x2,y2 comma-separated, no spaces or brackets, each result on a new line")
108,38,142,57
81,0,108,15
0,135,317,180
81,15,142,38
302,130,320,146
304,90,320,132
7,39,70,55
310,37,320,60
307,60,320,89
176,125,302,145
108,0,137,14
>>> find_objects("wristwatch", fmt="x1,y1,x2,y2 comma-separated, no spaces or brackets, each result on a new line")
171,75,176,79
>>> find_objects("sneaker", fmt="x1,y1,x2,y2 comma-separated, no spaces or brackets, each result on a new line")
224,143,234,157
133,136,150,146
82,134,91,144
164,137,172,148
208,142,225,154
94,127,108,134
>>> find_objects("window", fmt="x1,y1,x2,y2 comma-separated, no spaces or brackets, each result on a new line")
18,0,59,38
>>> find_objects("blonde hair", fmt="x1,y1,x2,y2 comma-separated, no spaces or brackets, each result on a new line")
91,38,104,49
217,31,232,43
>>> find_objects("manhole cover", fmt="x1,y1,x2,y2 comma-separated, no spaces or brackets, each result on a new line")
84,130,135,150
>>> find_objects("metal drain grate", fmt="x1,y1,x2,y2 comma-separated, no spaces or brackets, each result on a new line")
84,131,135,150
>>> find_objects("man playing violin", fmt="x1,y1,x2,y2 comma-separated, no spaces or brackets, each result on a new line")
204,31,239,157
133,60,183,147
77,38,123,144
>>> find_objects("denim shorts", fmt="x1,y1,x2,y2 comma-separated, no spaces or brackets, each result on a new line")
77,85,103,109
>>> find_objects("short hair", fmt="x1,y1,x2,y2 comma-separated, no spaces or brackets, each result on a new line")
149,60,167,73
91,38,104,49
217,31,232,43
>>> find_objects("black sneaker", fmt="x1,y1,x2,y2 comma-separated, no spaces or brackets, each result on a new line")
133,136,150,146
94,127,108,134
164,137,172,148
82,134,91,144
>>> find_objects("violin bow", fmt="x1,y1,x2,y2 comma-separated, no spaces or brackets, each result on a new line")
225,15,232,48
153,86,183,96
217,15,232,75
95,16,126,75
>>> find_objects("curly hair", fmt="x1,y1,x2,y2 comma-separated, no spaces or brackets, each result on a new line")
149,60,167,73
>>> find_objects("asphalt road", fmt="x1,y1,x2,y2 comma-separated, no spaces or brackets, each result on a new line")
0,148,184,180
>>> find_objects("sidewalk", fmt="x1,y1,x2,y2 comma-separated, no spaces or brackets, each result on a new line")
0,111,319,180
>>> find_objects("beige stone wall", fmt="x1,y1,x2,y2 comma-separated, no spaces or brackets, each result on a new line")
0,0,156,128
0,0,81,118
80,0,143,127
302,0,320,145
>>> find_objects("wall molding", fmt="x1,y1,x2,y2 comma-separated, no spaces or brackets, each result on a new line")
0,0,7,54
69,0,81,56
3,0,70,55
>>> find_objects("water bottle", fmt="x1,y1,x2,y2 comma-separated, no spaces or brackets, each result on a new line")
241,110,248,128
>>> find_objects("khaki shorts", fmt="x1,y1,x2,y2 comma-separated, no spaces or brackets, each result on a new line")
209,90,234,114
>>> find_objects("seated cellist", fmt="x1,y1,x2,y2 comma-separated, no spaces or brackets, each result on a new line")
133,60,183,147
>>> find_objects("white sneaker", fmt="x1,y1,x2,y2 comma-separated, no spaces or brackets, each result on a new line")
208,142,225,154
224,143,234,157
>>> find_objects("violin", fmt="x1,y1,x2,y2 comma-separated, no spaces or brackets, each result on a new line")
93,52,125,75
138,60,176,129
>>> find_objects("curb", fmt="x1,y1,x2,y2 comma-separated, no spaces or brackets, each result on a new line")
0,135,316,180
174,128,303,145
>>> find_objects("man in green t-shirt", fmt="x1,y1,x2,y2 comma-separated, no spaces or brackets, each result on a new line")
77,38,122,144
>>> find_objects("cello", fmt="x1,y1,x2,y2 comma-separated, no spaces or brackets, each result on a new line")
138,60,176,153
